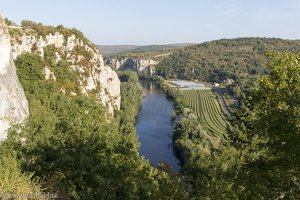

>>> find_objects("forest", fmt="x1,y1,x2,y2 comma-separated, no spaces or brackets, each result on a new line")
156,38,300,82
162,52,300,199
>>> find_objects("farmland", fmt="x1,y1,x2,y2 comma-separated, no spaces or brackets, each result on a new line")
181,89,228,138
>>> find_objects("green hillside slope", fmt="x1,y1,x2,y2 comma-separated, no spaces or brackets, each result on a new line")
156,37,300,82
98,43,194,56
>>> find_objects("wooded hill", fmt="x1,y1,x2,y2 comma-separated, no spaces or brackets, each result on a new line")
98,43,194,56
156,37,300,82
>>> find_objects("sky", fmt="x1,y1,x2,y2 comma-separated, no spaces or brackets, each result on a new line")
1,0,300,45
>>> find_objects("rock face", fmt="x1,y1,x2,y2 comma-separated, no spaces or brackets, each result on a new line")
0,17,29,140
10,23,120,115
106,58,158,76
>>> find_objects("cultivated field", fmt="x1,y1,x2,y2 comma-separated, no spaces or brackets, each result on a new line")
181,89,228,139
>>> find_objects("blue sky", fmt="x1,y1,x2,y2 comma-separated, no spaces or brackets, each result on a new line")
1,0,300,45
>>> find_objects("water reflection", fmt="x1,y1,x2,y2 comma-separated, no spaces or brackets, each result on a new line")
136,80,181,172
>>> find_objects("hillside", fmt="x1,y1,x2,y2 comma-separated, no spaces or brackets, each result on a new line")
156,37,300,82
97,45,139,55
9,20,120,114
1,18,185,199
127,43,195,53
98,43,194,56
102,43,194,78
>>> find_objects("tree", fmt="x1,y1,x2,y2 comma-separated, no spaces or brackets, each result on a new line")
249,52,300,198
228,52,300,198
118,70,142,125
0,146,42,197
176,52,300,199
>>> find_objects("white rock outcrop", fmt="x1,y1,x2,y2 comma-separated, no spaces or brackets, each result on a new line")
43,66,56,81
10,24,120,115
97,62,121,113
106,58,158,76
0,16,29,140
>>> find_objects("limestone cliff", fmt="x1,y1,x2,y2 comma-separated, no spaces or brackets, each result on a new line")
10,21,120,114
0,17,29,140
105,58,158,76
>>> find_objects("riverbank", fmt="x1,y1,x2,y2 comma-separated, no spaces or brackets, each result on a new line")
155,77,229,163
135,80,181,171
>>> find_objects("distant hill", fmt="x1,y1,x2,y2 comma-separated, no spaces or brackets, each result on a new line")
97,43,195,56
97,45,139,56
156,37,300,82
128,43,195,53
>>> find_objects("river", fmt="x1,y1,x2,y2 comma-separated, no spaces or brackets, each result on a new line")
136,80,181,172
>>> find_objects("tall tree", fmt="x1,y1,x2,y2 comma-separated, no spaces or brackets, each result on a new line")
228,52,300,198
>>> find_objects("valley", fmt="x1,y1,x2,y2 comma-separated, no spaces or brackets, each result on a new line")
0,9,299,199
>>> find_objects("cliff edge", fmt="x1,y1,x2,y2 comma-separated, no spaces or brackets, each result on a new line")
10,20,120,114
0,16,29,140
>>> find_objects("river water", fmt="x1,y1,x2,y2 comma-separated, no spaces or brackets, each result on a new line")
136,80,181,172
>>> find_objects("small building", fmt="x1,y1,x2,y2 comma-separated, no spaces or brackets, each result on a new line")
213,83,220,87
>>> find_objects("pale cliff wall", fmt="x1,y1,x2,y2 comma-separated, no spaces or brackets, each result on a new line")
106,58,158,76
0,17,29,140
10,23,120,114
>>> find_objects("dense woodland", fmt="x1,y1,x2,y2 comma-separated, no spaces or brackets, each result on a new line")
104,49,173,61
159,52,300,199
0,20,299,199
156,38,300,82
100,43,191,58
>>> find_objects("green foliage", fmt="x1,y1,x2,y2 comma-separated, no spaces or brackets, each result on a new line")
4,17,15,26
156,77,184,105
180,145,243,199
222,52,300,198
20,20,96,51
0,146,42,196
43,45,57,65
101,43,190,57
118,70,142,125
181,89,228,139
119,70,139,83
15,53,45,84
257,52,300,155
247,52,300,197
173,110,210,163
10,50,188,199
160,52,300,199
16,52,81,100
6,93,160,199
180,51,300,199
11,21,300,198
156,38,300,82
72,46,93,61
156,79,213,164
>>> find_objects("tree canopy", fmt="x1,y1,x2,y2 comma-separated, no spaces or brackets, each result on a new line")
156,38,300,82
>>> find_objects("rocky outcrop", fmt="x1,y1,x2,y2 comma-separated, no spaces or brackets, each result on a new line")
106,58,158,76
10,23,120,115
0,16,29,140
97,65,120,113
